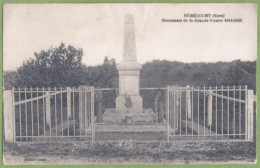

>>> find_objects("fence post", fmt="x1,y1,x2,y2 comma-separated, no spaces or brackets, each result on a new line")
207,90,212,126
81,87,85,129
46,90,51,127
91,86,95,142
67,87,71,119
186,85,191,119
166,86,170,142
79,86,82,133
247,90,254,141
3,90,15,142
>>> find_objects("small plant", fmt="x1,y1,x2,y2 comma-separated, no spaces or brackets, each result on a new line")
123,115,133,124
124,93,132,113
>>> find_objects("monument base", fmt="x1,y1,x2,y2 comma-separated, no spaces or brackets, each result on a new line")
102,108,158,124
116,95,143,113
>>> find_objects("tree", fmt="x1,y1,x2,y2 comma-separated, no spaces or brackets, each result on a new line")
3,71,20,90
17,43,83,87
84,57,118,88
222,60,256,90
98,57,118,88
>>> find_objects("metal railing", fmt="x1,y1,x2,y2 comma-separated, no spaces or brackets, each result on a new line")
4,85,254,142
12,86,95,142
166,85,254,141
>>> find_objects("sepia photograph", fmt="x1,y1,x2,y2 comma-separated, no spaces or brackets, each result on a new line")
2,3,257,165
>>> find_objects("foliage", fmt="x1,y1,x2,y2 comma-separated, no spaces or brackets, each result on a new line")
82,57,118,88
140,60,256,90
124,93,133,112
4,41,256,93
122,115,133,124
16,43,83,88
3,71,20,90
221,60,256,90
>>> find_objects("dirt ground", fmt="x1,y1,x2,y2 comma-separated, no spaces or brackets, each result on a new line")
3,140,256,165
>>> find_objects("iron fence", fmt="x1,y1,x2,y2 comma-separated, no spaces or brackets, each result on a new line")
4,85,255,142
166,85,254,141
12,86,95,141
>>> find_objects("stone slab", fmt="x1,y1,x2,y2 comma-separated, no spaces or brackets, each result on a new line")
95,123,166,132
103,108,158,123
118,74,140,95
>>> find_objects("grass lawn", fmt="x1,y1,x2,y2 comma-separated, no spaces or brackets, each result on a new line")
3,140,256,164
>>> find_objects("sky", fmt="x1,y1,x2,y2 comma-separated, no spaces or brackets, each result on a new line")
3,3,257,71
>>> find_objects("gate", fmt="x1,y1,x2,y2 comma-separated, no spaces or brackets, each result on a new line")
4,86,95,142
166,85,255,141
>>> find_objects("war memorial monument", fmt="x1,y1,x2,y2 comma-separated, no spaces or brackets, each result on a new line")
103,14,157,123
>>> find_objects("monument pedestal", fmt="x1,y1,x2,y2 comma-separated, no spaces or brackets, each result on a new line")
116,95,143,113
116,60,143,113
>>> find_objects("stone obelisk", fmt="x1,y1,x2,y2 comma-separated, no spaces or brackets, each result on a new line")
116,14,143,113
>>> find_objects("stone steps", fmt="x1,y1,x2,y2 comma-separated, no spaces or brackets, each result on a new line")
102,108,158,124
95,123,166,132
